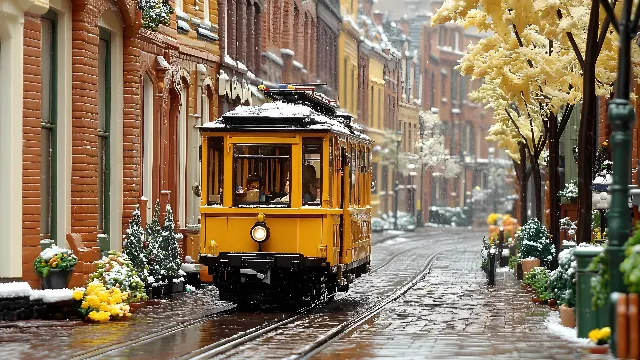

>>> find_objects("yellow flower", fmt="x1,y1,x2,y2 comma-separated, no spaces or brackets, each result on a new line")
588,329,601,342
600,327,611,340
88,310,111,323
73,290,85,301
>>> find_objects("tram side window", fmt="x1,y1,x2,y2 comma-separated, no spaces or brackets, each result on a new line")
302,138,322,206
207,137,224,205
233,145,291,207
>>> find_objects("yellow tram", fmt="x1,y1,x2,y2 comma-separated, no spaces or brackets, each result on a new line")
198,85,372,305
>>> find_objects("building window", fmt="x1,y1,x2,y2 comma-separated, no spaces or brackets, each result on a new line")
460,76,467,102
178,84,188,226
369,85,373,127
454,32,459,51
142,75,154,223
451,70,458,104
186,86,202,225
98,28,111,235
378,87,382,129
41,12,58,240
441,73,446,99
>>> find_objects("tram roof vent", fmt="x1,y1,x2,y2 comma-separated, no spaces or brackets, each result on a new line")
260,84,339,117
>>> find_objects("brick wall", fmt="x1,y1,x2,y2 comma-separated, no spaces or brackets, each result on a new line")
23,15,44,287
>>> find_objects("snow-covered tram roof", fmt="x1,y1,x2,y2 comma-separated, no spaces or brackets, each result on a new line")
200,88,370,142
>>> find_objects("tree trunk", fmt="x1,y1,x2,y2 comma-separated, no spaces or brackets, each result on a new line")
577,0,599,244
531,160,543,221
519,143,529,225
549,112,561,269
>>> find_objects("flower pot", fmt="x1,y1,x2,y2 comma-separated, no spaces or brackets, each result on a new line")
589,345,609,354
559,304,576,328
521,258,540,277
41,268,73,289
548,299,557,307
531,297,542,303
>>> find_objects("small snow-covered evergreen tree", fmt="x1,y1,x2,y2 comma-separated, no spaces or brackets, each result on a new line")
124,206,147,279
146,200,165,285
517,219,555,269
161,204,181,279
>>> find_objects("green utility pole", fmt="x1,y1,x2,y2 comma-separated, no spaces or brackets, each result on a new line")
601,0,637,355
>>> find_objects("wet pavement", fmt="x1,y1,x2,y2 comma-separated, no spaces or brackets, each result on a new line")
315,239,615,360
0,228,614,359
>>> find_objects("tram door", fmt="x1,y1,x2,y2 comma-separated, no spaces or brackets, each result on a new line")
339,146,349,264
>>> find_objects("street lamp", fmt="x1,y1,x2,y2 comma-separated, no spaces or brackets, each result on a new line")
393,130,403,231
601,0,639,354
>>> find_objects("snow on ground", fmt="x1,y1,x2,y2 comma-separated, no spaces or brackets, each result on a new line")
385,230,405,235
383,237,409,245
30,289,74,303
496,267,512,273
0,282,32,299
545,311,591,346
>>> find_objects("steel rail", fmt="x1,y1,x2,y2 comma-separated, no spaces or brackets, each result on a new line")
70,304,237,360
185,248,446,360
286,249,446,360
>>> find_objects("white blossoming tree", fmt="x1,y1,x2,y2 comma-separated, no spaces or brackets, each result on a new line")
412,111,461,178
431,0,640,253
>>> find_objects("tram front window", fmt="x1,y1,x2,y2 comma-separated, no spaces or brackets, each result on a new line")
233,144,292,207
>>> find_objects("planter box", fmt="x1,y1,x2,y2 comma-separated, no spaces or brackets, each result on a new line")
521,258,540,277
172,279,185,293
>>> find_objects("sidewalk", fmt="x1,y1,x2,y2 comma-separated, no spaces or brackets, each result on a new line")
316,241,615,360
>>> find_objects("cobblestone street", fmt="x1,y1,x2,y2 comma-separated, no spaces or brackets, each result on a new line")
316,233,614,360
0,229,617,359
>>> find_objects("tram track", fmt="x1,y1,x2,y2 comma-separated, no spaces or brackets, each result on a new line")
186,248,447,360
70,231,443,360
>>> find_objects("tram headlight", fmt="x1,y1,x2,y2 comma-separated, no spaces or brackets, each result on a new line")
251,213,270,244
251,224,269,243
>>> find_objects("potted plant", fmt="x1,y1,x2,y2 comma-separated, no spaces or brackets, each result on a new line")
588,327,611,354
34,245,78,289
87,251,148,304
517,219,555,275
523,267,550,304
549,247,577,327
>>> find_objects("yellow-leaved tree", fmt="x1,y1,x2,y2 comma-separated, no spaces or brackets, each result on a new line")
432,0,640,254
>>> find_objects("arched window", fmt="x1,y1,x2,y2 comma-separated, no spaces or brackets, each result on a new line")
142,74,155,223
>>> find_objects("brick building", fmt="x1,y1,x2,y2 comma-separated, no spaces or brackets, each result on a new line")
316,0,341,98
0,0,221,286
420,6,494,223
218,0,264,114
260,0,318,86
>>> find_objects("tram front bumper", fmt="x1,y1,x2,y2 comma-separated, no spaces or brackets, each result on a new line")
199,252,326,272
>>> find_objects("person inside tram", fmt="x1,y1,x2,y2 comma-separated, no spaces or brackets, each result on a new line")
303,164,319,204
273,179,290,203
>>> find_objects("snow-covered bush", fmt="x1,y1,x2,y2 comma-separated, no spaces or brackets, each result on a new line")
88,251,148,303
124,206,147,281
161,204,183,280
558,180,578,201
138,0,174,31
523,267,552,301
146,201,165,287
517,219,555,269
559,217,577,240
548,247,577,308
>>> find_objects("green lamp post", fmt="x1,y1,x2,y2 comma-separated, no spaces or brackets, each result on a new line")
600,0,638,355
